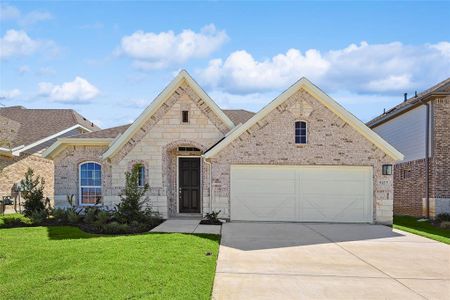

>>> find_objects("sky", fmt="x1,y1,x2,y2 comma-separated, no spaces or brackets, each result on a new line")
1,1,449,129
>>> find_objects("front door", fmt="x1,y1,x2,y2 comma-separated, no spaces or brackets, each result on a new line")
178,157,201,213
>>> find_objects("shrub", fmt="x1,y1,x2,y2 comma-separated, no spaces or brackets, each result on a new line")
83,207,98,224
101,221,130,234
0,214,32,228
20,168,50,218
52,208,68,223
96,210,110,225
30,210,47,224
201,210,222,225
115,164,150,224
436,213,450,223
67,210,81,224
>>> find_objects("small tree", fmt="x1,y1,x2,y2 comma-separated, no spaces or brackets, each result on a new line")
115,164,149,223
20,168,48,217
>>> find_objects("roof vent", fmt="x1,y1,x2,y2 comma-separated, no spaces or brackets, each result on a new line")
383,108,386,114
415,91,418,97
404,93,408,102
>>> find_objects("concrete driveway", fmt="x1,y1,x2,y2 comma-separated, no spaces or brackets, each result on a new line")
212,222,450,300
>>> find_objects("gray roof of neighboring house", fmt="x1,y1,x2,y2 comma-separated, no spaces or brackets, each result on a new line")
0,106,100,148
367,77,450,128
70,109,256,140
223,109,255,125
73,124,131,138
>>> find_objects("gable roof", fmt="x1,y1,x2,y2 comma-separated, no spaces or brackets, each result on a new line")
101,70,235,160
367,77,450,128
0,106,100,155
204,77,404,161
223,109,255,125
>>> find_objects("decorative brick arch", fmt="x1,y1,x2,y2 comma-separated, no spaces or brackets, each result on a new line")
162,139,207,216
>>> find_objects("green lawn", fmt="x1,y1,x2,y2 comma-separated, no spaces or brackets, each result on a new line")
394,216,450,244
0,226,220,299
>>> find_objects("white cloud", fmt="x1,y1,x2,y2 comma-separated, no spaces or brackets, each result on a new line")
0,88,21,100
0,30,39,59
0,29,58,59
38,77,100,103
122,98,150,109
198,41,450,96
0,3,52,25
119,24,228,69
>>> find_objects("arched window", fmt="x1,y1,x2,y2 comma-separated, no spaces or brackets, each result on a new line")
295,121,307,144
79,162,102,205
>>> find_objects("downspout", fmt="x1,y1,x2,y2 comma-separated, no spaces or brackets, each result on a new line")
421,99,431,218
203,157,213,214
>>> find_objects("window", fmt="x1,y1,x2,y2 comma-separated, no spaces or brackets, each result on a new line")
79,162,102,205
137,165,145,187
182,110,189,123
382,164,393,175
295,121,307,144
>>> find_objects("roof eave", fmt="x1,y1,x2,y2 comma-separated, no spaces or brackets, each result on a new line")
43,138,113,160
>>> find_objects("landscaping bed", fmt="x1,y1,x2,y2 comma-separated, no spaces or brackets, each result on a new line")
0,226,220,299
394,215,450,245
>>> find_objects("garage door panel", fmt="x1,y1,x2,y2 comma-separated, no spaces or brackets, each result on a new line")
231,165,373,223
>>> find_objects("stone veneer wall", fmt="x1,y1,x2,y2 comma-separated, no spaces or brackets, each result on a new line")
208,88,395,224
109,83,227,218
1,154,54,212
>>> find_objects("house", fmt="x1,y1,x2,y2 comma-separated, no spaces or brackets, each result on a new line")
367,78,450,218
44,70,403,224
0,106,99,211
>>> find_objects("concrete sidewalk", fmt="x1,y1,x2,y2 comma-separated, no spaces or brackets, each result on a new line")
213,222,450,299
150,219,221,234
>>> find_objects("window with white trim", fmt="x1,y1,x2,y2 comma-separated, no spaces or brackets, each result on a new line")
79,162,102,205
295,121,307,144
137,164,145,187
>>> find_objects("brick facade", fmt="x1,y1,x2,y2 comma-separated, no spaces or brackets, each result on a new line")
0,154,54,212
50,80,396,224
209,89,395,224
393,159,428,217
392,95,450,217
53,83,227,217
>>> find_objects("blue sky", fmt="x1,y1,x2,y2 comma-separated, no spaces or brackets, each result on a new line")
1,1,449,128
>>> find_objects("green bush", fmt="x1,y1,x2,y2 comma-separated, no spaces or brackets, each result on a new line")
20,168,50,218
115,164,150,224
0,214,32,228
83,207,98,224
436,213,450,223
96,210,110,225
30,210,47,224
67,210,81,224
101,221,130,234
52,208,68,223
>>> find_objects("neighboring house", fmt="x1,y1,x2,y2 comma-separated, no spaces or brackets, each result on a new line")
368,78,450,218
0,106,99,211
44,70,403,224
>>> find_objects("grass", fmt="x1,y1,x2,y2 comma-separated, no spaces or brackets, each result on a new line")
394,215,450,244
0,225,220,299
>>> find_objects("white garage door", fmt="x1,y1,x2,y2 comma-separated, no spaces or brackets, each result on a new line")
230,165,373,223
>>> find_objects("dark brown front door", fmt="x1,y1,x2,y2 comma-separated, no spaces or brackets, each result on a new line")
179,157,200,213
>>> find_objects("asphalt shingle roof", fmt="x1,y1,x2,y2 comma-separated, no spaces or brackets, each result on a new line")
0,106,100,147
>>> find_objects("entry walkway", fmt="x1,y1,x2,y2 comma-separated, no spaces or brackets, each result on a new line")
150,219,221,234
